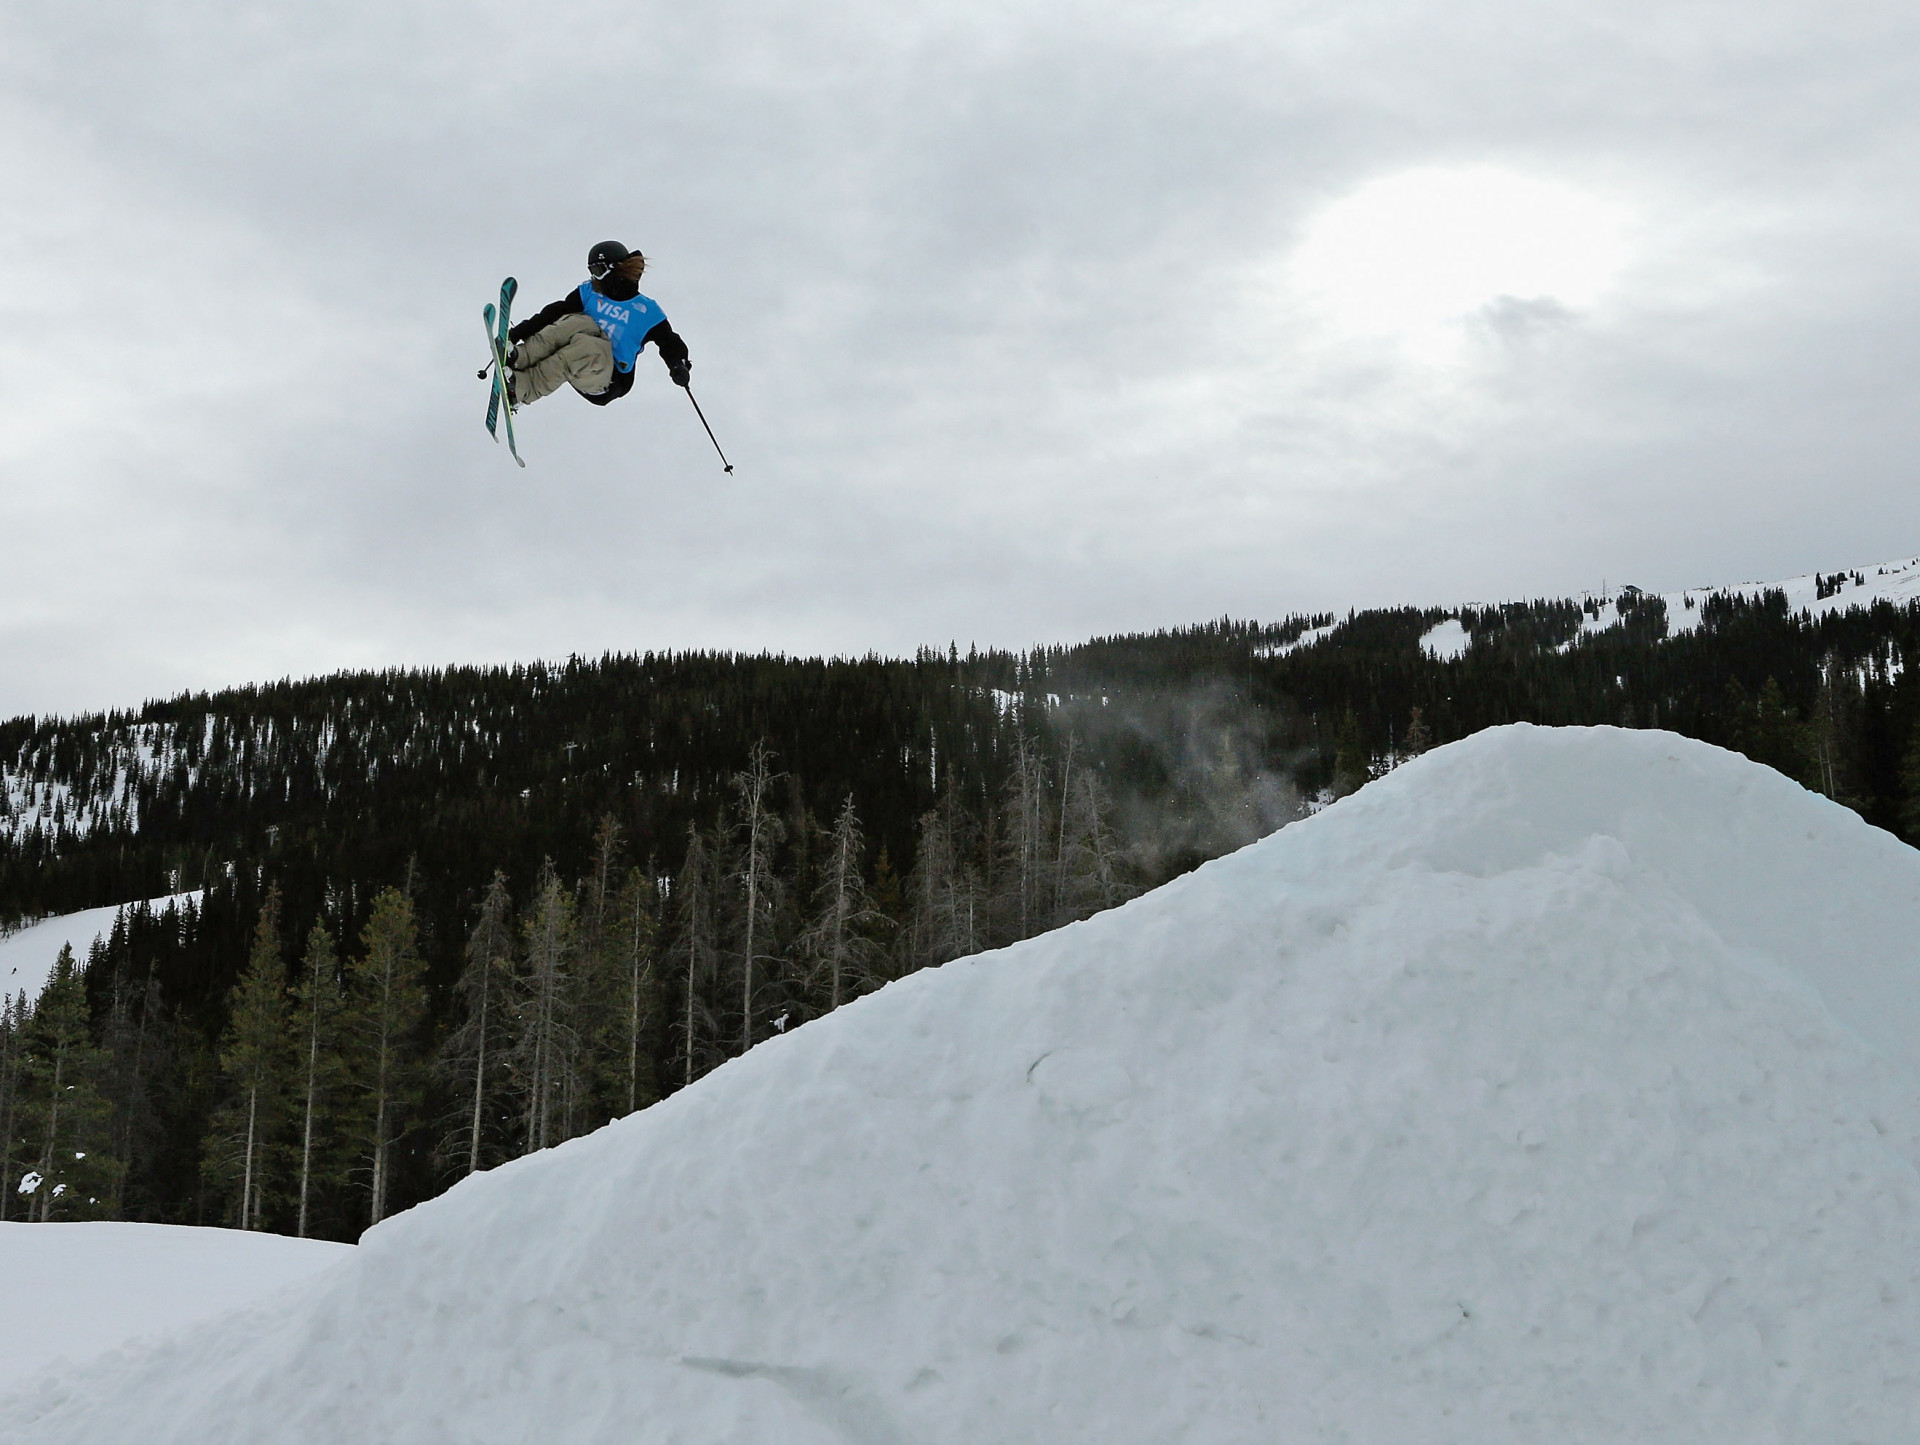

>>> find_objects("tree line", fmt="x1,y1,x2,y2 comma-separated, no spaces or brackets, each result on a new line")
0,731,1140,1235
11,587,1920,1234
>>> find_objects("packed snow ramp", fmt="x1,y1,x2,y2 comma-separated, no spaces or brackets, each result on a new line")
7,724,1920,1443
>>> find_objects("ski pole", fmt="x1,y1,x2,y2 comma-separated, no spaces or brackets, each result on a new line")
684,387,735,474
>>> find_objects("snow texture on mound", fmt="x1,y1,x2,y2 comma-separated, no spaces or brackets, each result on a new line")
0,1224,349,1393
7,725,1920,1443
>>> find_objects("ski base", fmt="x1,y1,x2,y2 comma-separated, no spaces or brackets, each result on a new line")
482,279,525,467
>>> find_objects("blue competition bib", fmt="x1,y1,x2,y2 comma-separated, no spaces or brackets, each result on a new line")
577,283,667,373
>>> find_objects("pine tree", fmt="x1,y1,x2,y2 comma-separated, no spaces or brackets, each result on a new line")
670,825,720,1090
1332,710,1369,798
1402,707,1432,757
582,816,624,946
347,889,426,1228
1000,734,1052,939
1050,732,1079,923
1806,654,1857,806
209,893,290,1230
99,940,171,1221
904,806,953,971
512,861,577,1153
572,819,636,1127
18,946,121,1220
905,796,982,970
290,920,346,1238
1897,719,1920,842
1057,769,1132,919
1742,677,1814,785
870,844,904,927
438,871,514,1175
801,796,888,1013
612,867,660,1116
0,992,25,1219
730,742,786,1054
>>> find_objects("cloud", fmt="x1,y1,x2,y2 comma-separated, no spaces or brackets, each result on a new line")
3,0,1920,715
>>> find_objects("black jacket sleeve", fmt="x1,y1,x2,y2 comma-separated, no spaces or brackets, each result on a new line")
506,291,584,345
647,320,689,370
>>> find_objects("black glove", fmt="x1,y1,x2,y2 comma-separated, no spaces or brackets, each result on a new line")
669,359,691,388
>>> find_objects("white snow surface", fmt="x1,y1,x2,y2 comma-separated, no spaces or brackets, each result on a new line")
1257,620,1337,656
0,894,197,1005
8,724,1920,1442
0,1224,349,1395
1418,617,1470,661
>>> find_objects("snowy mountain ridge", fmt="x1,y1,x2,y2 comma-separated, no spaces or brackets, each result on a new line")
1413,553,1920,662
1574,554,1920,639
8,555,1910,853
1256,554,1920,663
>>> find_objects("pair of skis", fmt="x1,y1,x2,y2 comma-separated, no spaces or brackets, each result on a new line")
481,278,524,468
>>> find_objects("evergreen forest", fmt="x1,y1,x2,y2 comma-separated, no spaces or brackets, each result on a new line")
6,583,1920,1239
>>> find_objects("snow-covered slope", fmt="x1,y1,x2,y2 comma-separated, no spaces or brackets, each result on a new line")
1654,554,1920,634
7,725,1920,1442
1407,555,1920,659
0,895,198,1005
1569,554,1920,641
0,1224,349,1394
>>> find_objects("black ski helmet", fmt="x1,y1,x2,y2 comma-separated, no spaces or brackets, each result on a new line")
587,240,643,280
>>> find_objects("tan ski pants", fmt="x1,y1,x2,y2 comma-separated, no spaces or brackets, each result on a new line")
512,313,615,404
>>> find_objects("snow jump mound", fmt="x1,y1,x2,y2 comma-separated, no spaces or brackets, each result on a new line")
8,724,1920,1442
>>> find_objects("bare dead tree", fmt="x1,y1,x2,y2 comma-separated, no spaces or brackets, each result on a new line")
512,861,577,1154
802,795,889,1012
730,742,787,1055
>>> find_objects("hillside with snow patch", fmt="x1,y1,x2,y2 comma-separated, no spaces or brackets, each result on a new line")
1563,555,1920,642
0,895,198,1004
5,725,1919,1442
1413,553,1920,659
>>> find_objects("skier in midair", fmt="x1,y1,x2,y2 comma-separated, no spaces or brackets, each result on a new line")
502,241,691,409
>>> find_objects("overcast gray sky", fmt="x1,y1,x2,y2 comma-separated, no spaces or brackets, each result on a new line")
3,0,1918,717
